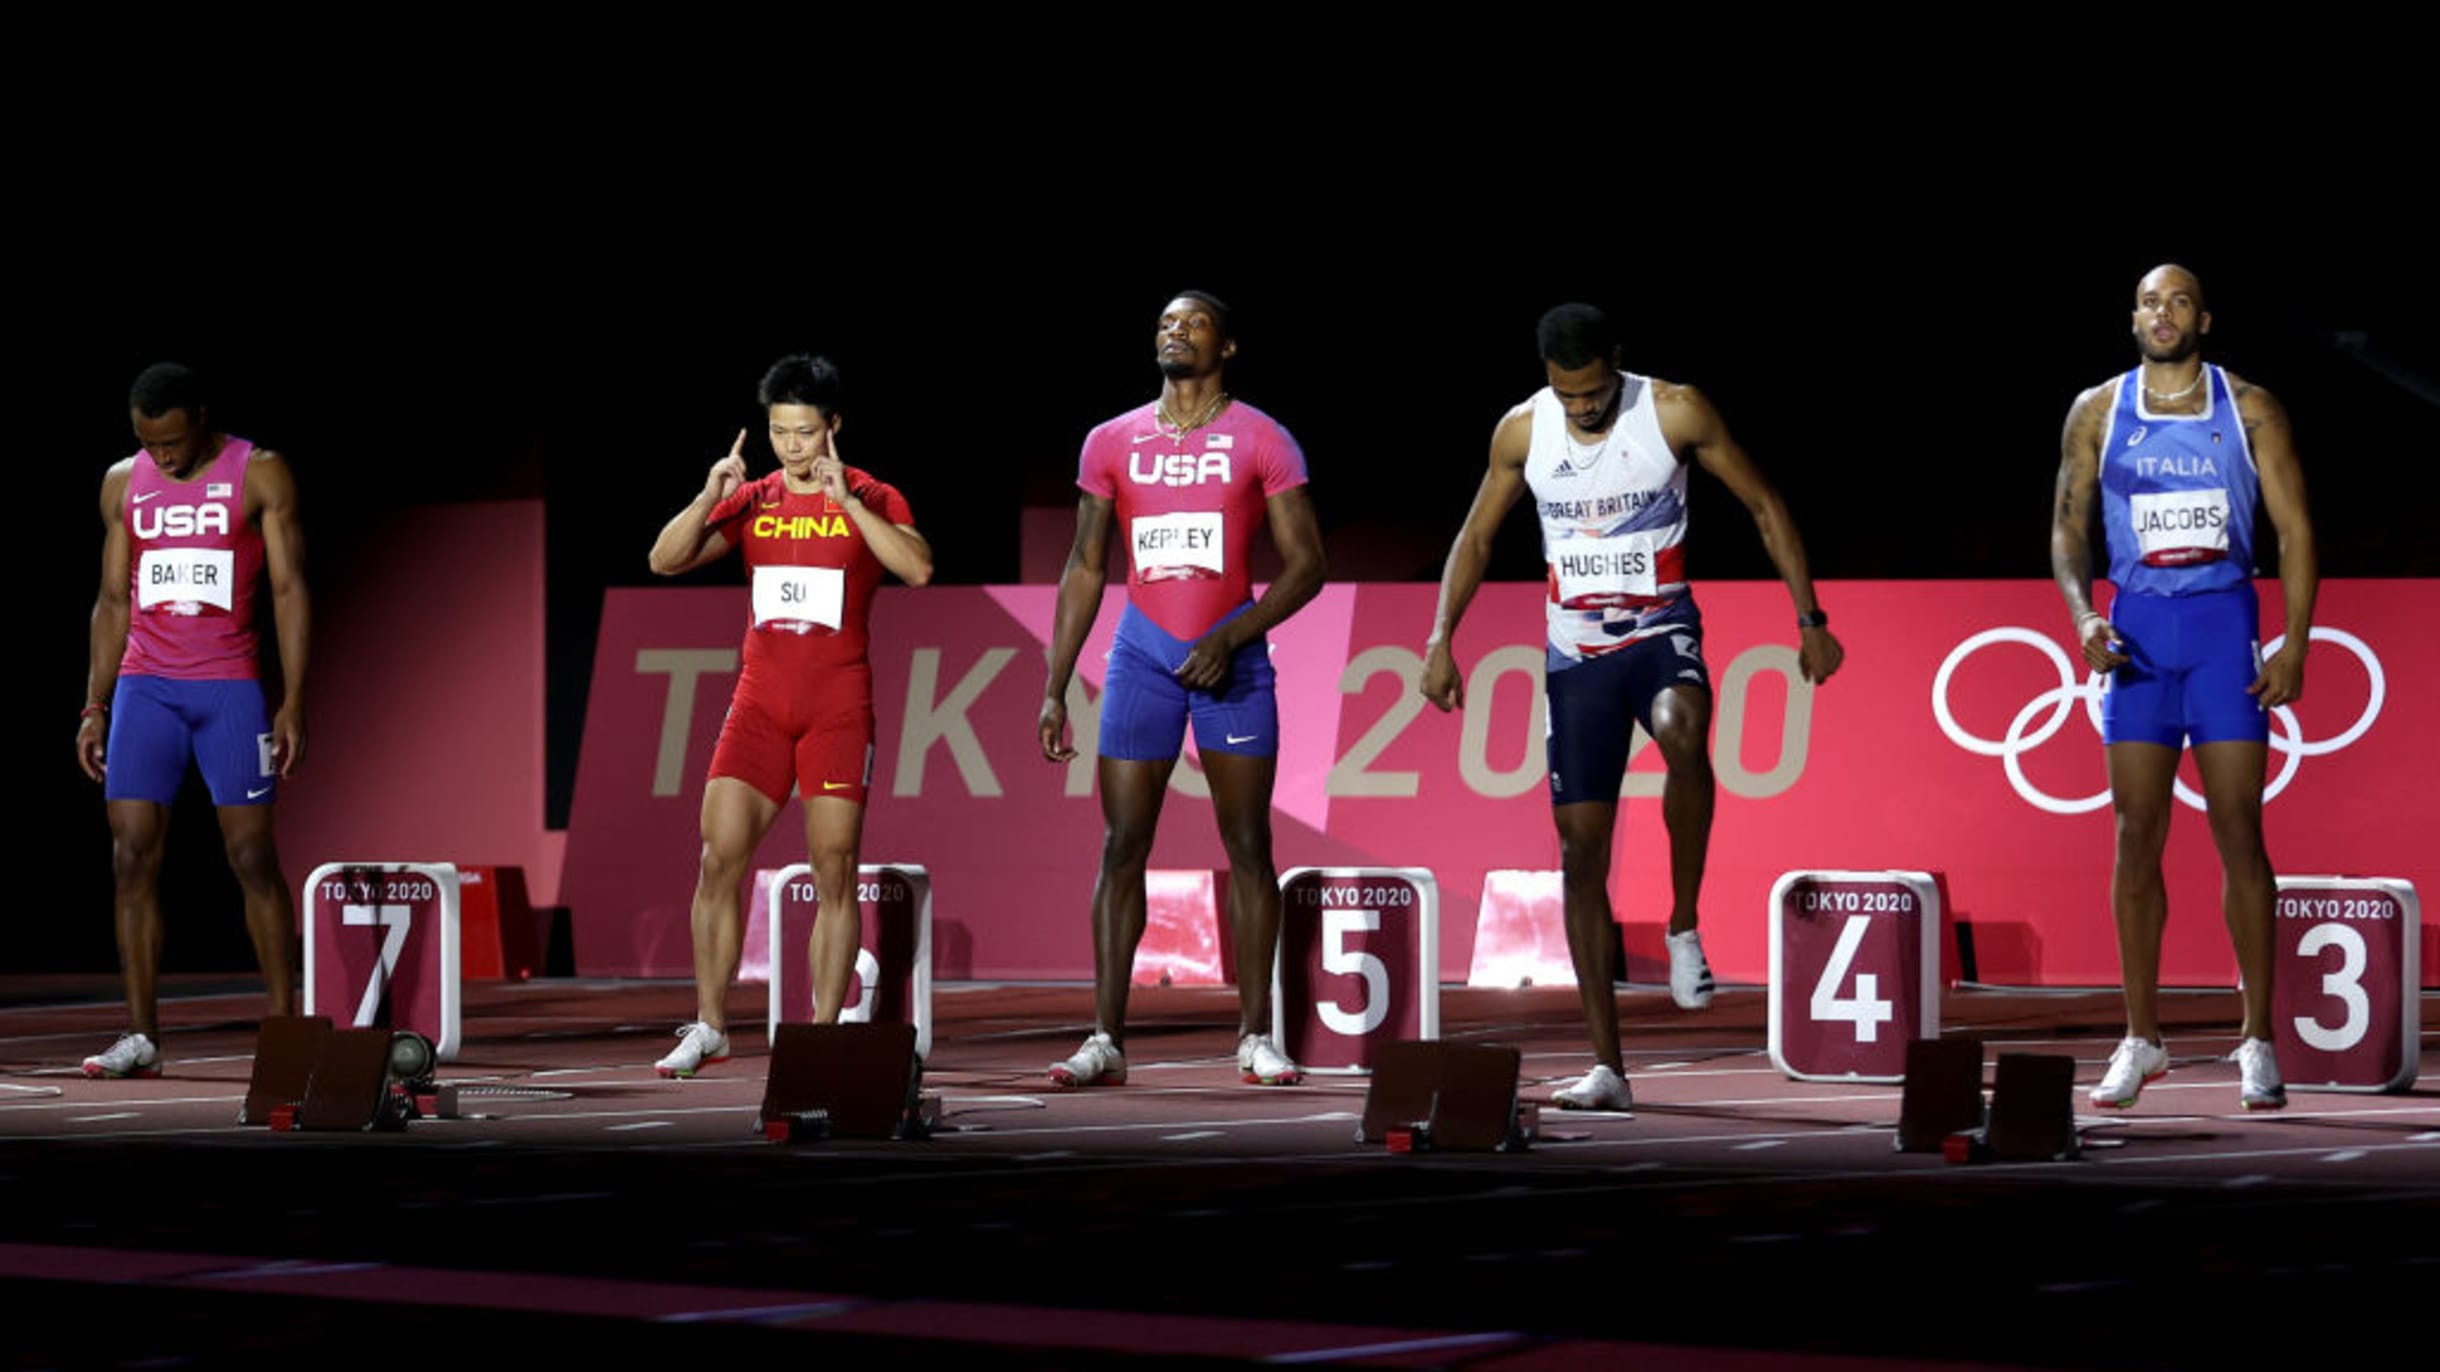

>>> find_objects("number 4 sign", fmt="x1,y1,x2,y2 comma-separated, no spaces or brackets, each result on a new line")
2272,877,2419,1092
1769,871,1942,1083
303,862,461,1060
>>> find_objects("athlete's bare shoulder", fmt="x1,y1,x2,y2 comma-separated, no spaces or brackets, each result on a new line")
1647,377,1725,450
99,456,135,513
2061,378,2117,447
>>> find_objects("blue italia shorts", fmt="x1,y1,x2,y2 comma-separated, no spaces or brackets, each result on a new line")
1097,602,1279,761
105,675,276,806
2102,585,2269,747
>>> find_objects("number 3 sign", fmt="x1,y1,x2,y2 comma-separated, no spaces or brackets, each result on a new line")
1769,871,1942,1083
2272,876,2419,1093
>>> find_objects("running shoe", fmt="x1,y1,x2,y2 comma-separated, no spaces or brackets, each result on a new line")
1238,1033,1303,1086
1049,1030,1127,1087
1552,1063,1634,1111
654,1022,731,1079
1667,928,1716,1010
81,1031,160,1079
2233,1037,2287,1111
2089,1035,2169,1109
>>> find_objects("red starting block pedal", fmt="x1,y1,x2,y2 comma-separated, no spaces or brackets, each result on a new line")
1942,1131,1989,1165
765,1109,832,1144
268,1104,300,1132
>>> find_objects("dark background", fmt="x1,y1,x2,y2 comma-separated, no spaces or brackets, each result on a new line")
18,80,2436,976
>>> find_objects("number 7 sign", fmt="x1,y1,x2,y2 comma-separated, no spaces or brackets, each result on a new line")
1769,871,1942,1083
303,862,461,1061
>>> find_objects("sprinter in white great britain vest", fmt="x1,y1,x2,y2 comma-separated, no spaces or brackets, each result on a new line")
1423,303,1846,1112
2051,263,2319,1114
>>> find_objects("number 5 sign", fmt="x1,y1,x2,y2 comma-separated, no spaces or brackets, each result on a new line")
1769,871,1942,1082
303,862,461,1060
2272,876,2419,1092
1274,868,1439,1073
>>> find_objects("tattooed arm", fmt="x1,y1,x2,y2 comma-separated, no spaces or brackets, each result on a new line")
2051,383,2127,672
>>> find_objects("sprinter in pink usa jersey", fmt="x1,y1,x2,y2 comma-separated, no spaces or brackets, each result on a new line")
76,364,308,1078
1037,291,1325,1089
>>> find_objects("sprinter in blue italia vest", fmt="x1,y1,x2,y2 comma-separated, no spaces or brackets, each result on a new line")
2050,264,2319,1114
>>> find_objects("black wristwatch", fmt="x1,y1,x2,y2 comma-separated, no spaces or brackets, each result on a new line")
1796,609,1829,630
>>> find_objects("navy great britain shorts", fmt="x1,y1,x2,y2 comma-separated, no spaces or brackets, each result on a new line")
1097,602,1279,761
105,675,276,806
2102,584,2269,747
1545,624,1712,807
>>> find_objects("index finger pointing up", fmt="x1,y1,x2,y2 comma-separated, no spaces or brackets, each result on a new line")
730,429,747,459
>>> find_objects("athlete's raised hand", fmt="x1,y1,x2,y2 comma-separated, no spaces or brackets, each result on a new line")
2248,640,2307,709
811,443,853,507
2076,611,2129,673
1038,696,1076,762
76,712,108,783
703,431,749,504
1419,639,1464,712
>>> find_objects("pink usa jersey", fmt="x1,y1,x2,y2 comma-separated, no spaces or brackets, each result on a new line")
1525,375,1697,663
1078,399,1308,641
121,438,264,681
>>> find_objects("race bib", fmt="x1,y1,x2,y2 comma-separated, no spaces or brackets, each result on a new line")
136,549,235,613
751,565,843,629
2130,488,2230,566
1131,511,1224,583
1550,528,1664,606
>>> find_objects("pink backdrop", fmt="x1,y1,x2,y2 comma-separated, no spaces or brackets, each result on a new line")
558,579,2431,987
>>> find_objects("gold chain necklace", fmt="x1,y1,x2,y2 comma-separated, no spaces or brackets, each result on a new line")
1156,390,1228,440
2142,367,2207,402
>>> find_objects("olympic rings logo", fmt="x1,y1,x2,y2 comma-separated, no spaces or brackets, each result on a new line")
1930,626,2385,815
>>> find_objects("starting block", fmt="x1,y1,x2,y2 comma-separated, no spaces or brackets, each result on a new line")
303,862,461,1061
1466,869,1573,989
1273,868,1439,1072
1768,870,1942,1083
1133,869,1230,987
2273,876,2420,1092
758,1022,930,1141
1358,1040,1533,1152
757,864,933,1060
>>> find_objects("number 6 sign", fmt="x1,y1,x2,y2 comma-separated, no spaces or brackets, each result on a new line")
2272,876,2419,1092
1769,871,1941,1082
303,862,461,1060
1274,867,1439,1073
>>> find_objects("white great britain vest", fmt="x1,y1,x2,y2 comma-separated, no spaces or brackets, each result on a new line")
1526,373,1698,667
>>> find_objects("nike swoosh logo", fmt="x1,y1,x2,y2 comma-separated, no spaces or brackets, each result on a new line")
1226,734,1260,745
133,492,161,503
822,781,854,791
246,786,272,799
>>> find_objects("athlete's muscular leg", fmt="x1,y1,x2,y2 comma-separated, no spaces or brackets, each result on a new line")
1647,685,1715,937
2194,740,2276,1040
106,800,171,1039
216,804,297,1017
802,795,867,1026
1553,800,1623,1071
1092,756,1176,1048
692,777,784,1030
2106,742,2181,1043
1204,751,1281,1038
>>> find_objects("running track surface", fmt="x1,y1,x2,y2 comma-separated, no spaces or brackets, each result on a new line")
5,976,2434,1369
